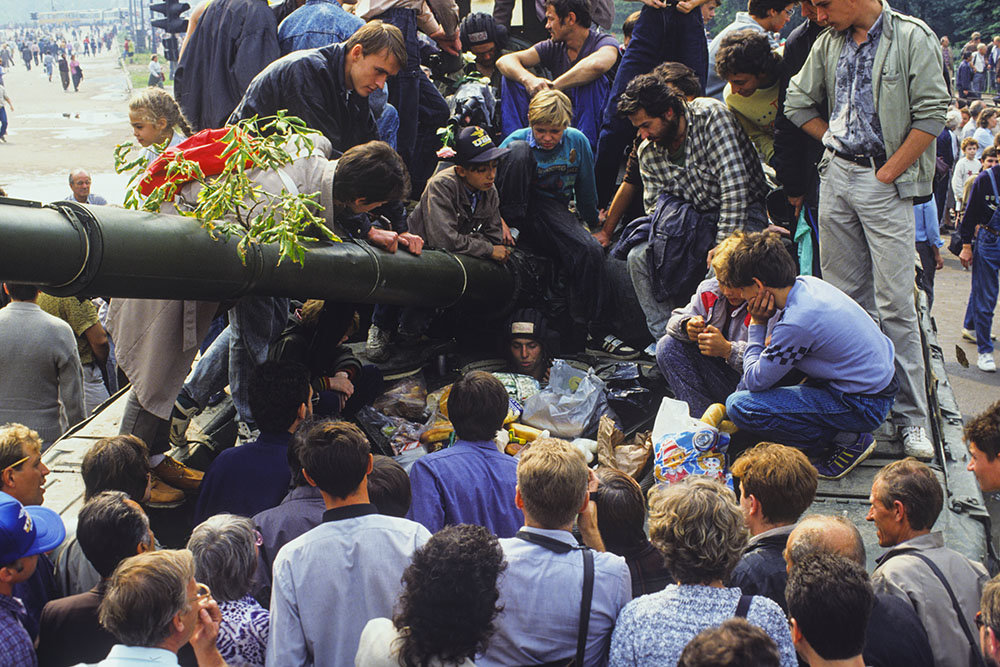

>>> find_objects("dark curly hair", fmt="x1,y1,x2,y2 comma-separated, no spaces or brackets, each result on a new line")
393,525,506,666
966,400,1000,459
714,29,782,81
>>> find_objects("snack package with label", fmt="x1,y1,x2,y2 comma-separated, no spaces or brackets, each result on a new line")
650,397,732,488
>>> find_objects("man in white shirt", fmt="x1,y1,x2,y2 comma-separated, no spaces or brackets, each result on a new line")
266,421,430,667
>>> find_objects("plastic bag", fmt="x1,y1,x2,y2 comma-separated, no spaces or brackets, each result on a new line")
373,375,428,422
492,372,542,404
650,397,732,488
520,360,609,438
355,406,424,456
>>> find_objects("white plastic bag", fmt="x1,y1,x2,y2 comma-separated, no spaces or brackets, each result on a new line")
520,360,609,438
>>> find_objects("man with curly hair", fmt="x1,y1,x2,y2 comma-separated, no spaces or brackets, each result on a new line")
356,524,506,666
714,29,783,162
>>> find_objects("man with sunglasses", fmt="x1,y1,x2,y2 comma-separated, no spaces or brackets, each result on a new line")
92,549,224,667
0,423,57,643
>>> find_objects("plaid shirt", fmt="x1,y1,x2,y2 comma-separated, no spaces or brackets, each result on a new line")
638,98,768,244
0,593,36,667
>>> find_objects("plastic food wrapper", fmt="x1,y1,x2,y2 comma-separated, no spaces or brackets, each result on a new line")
520,360,609,438
425,384,452,418
355,406,425,456
492,372,542,404
650,397,732,488
373,375,428,422
596,416,653,479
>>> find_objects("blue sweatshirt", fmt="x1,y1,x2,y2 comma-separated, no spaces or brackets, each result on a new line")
500,126,599,225
740,276,895,395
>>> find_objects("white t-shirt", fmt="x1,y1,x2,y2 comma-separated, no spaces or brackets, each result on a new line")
355,617,476,667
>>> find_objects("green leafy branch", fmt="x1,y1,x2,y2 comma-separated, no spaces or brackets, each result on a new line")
114,111,340,266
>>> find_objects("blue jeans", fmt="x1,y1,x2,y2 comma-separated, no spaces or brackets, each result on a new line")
656,335,741,419
726,383,894,450
973,71,987,94
499,75,607,152
593,5,708,206
376,7,449,195
972,228,1000,354
181,296,289,422
0,107,8,138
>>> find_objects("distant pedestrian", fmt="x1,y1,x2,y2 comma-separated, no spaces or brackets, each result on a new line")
70,54,82,92
43,51,54,81
58,53,69,91
147,54,164,88
0,83,14,143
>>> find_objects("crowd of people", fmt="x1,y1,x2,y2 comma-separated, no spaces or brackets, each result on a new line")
2,0,1000,664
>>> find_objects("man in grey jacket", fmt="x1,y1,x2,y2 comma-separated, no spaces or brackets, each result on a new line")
868,458,988,667
0,283,84,446
784,0,949,461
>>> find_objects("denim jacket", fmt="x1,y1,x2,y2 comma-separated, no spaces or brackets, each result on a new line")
785,0,949,198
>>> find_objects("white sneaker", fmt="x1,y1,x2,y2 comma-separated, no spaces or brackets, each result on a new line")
365,324,391,362
978,353,997,372
900,426,934,461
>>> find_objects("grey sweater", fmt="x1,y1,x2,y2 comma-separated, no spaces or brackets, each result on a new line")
0,301,85,444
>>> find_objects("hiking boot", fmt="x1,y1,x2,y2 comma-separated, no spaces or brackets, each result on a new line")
900,425,935,461
586,334,640,360
147,477,185,508
366,324,391,362
814,433,877,480
168,394,200,448
978,353,997,373
152,455,204,491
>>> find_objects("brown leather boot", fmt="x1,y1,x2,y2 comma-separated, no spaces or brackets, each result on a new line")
152,455,204,491
148,476,185,508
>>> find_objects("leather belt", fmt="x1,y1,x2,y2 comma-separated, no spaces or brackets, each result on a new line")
833,150,887,170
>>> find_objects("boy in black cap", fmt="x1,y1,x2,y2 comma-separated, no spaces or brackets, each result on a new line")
0,492,65,666
367,126,516,359
408,126,514,263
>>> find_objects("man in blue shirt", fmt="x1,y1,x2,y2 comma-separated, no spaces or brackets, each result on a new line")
268,421,430,666
408,371,520,537
478,438,631,666
723,232,898,481
65,169,108,205
193,361,312,524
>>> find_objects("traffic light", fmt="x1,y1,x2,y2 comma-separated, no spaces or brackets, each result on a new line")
162,35,179,62
150,0,190,34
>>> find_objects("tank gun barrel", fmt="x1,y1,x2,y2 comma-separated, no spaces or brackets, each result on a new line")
0,199,515,309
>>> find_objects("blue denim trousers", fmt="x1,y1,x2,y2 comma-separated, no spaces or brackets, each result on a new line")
726,383,894,450
656,335,741,419
972,228,1000,354
376,7,449,194
499,75,606,152
181,296,289,423
593,5,708,206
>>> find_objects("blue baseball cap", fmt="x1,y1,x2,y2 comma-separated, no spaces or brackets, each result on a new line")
0,492,65,565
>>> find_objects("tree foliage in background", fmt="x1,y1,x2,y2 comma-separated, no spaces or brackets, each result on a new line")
114,112,339,266
609,0,996,45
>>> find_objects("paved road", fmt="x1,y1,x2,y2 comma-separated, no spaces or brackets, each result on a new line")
0,45,131,202
932,253,1000,423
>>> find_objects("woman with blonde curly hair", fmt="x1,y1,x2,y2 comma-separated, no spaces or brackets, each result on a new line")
609,477,797,666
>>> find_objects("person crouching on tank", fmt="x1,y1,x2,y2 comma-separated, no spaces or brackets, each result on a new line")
505,308,556,383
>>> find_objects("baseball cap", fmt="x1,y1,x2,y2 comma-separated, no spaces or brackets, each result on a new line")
0,492,65,565
450,126,510,165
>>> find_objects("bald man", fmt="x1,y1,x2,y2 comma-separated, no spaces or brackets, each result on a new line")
65,169,107,205
784,515,933,667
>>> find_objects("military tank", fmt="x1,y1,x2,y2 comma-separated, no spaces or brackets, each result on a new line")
0,197,991,571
